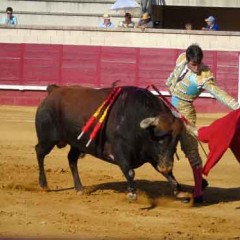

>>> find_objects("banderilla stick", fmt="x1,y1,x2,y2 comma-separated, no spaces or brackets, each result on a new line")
86,87,122,147
77,87,119,140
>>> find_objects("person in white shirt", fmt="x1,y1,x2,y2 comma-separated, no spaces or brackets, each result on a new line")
118,13,135,28
99,13,115,28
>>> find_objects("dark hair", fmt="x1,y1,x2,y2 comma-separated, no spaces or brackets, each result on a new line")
125,12,131,18
6,7,13,13
186,44,203,63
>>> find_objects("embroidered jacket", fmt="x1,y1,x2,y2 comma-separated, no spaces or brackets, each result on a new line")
166,53,239,110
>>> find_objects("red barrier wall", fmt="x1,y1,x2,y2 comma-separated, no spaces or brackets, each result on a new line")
0,43,239,112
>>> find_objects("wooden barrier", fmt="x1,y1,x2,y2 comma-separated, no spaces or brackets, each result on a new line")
0,26,239,112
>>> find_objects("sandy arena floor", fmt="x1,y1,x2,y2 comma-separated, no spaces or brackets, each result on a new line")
0,105,239,240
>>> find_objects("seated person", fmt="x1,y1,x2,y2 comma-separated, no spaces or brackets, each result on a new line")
1,7,17,25
185,22,193,30
99,13,115,28
136,12,153,30
118,12,135,28
202,16,219,31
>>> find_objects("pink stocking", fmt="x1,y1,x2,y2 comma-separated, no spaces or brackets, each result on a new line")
192,167,203,198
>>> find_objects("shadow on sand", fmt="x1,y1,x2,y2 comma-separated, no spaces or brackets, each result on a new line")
84,180,240,207
44,179,240,208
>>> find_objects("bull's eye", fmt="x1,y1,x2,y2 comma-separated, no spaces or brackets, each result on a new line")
149,127,172,141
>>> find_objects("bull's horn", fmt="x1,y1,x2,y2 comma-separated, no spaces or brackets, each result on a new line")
140,117,158,129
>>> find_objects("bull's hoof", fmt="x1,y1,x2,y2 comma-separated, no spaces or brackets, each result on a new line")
127,192,137,200
175,191,193,204
175,191,192,199
181,198,191,204
75,186,85,195
40,186,49,192
76,189,84,195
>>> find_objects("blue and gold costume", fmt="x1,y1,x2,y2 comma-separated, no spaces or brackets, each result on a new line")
166,53,239,168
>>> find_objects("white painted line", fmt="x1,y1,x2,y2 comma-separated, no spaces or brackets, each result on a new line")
0,85,214,98
150,90,214,98
0,85,47,91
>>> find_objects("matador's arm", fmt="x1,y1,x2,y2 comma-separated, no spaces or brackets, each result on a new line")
203,79,239,110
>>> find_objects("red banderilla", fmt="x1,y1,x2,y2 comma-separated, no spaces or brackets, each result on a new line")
85,87,122,147
77,87,119,140
146,84,189,124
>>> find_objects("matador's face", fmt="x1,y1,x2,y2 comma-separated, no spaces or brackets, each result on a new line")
187,60,201,74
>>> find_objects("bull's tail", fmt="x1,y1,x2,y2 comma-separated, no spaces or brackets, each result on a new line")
47,84,59,94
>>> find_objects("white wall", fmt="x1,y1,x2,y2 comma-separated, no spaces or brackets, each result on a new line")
0,25,239,52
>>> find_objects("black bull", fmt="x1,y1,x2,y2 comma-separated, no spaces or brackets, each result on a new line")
35,85,186,199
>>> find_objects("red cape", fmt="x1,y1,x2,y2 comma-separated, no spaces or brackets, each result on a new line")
198,109,240,176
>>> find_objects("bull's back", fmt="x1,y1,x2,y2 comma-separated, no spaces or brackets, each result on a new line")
36,86,113,142
47,86,112,122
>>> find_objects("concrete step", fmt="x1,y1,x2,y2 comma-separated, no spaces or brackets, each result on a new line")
1,0,238,27
0,0,142,27
0,0,239,15
0,0,115,15
9,13,140,27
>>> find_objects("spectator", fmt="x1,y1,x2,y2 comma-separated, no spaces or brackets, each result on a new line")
185,22,193,30
99,13,115,28
118,12,135,28
202,16,219,31
1,7,17,25
136,12,153,31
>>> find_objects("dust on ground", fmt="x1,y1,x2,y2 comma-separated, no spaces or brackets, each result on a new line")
0,106,239,240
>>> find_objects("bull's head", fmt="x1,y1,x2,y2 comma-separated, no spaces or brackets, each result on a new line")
140,113,184,174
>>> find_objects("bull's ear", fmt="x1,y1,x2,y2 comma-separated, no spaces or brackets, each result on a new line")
140,117,158,129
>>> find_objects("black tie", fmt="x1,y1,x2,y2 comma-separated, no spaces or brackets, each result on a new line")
177,69,189,83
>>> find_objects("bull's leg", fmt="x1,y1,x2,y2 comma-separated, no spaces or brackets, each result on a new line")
162,171,195,202
152,163,181,194
124,168,137,200
35,142,55,190
117,162,136,199
161,171,182,195
152,163,191,201
161,171,191,200
113,142,137,199
155,166,208,202
163,171,208,203
68,147,83,192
